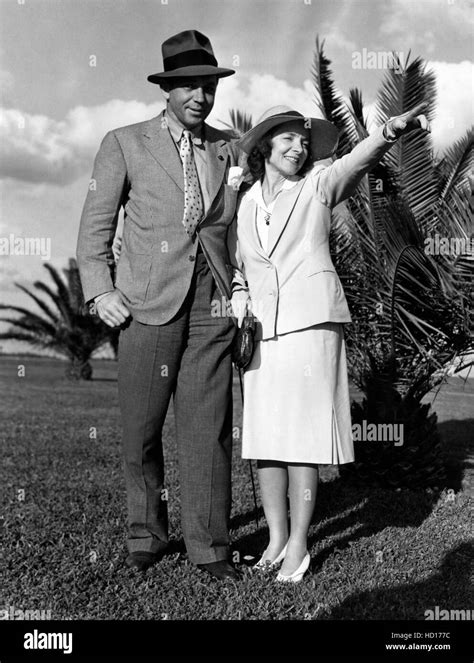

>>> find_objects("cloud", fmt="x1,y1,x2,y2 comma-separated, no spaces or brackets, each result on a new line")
0,64,471,188
318,3,358,54
213,67,473,156
0,100,164,185
361,60,473,151
379,0,473,52
319,27,357,54
209,73,326,128
427,60,473,151
0,74,326,186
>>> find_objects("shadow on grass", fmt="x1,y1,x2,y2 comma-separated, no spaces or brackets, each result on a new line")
438,418,474,491
230,507,267,562
233,465,443,563
232,417,473,566
232,481,439,566
307,481,438,572
327,541,473,619
310,416,473,571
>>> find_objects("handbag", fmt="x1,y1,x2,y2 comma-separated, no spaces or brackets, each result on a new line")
231,312,256,370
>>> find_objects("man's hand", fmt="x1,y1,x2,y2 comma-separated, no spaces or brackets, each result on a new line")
96,289,131,327
386,102,431,140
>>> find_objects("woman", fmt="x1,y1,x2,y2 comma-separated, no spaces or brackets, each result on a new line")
228,104,429,582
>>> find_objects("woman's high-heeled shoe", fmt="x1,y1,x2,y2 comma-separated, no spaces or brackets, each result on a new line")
253,542,288,569
276,551,310,583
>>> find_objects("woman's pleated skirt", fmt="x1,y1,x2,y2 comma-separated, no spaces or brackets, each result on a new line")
242,322,354,464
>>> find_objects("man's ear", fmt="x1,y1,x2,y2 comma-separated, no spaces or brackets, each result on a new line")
160,82,171,100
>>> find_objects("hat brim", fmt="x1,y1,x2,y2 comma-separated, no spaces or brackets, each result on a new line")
148,65,235,84
236,114,339,161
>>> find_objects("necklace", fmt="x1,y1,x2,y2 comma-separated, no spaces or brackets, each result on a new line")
261,184,285,223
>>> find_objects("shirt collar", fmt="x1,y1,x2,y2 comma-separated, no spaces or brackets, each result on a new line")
247,177,301,210
164,110,205,147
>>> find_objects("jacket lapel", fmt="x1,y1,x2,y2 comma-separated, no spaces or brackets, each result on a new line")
142,112,184,192
239,196,268,260
266,178,306,257
203,126,228,217
142,117,230,219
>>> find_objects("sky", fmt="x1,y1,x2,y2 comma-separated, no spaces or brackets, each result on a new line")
0,0,472,351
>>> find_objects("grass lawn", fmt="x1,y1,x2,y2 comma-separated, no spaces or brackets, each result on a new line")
0,355,472,621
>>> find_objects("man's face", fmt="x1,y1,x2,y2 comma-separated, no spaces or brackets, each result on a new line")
164,76,218,130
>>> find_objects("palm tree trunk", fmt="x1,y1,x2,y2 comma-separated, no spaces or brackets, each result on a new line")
66,357,93,381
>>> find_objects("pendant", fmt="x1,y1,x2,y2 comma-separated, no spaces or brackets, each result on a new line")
264,213,270,225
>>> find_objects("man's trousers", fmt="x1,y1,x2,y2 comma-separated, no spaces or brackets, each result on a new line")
117,247,235,563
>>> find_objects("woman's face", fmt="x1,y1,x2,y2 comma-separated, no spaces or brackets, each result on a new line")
266,121,310,177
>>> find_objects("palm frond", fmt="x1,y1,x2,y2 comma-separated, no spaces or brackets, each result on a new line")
31,280,74,328
0,330,51,347
43,263,75,323
374,55,439,218
220,109,253,137
0,258,119,376
63,258,86,313
311,37,361,158
311,37,340,121
14,283,59,323
436,128,474,200
0,307,58,336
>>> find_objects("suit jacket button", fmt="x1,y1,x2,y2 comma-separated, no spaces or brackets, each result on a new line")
189,255,195,262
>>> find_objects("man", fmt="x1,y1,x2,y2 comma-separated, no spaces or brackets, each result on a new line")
77,30,241,580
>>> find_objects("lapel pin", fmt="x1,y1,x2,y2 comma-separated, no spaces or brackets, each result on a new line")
218,155,224,160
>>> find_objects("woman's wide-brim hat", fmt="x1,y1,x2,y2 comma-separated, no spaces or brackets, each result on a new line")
236,106,339,161
147,29,235,83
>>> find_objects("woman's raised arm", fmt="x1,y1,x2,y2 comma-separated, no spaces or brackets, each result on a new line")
311,102,430,209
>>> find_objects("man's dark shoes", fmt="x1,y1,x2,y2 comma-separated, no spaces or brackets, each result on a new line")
197,560,241,581
125,551,162,572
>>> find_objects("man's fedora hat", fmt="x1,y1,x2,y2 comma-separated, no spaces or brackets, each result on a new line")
147,29,235,83
236,105,339,161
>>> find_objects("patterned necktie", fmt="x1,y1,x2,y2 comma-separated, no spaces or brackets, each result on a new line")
179,130,203,237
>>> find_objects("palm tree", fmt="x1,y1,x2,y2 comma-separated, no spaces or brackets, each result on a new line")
227,41,473,487
311,40,473,487
220,109,254,137
0,258,119,380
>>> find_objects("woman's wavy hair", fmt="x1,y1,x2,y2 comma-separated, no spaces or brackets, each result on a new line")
246,128,313,182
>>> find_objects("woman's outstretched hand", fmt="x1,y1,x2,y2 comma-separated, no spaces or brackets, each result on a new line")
385,102,431,139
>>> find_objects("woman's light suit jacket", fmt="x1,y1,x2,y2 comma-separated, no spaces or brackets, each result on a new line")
227,125,395,340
